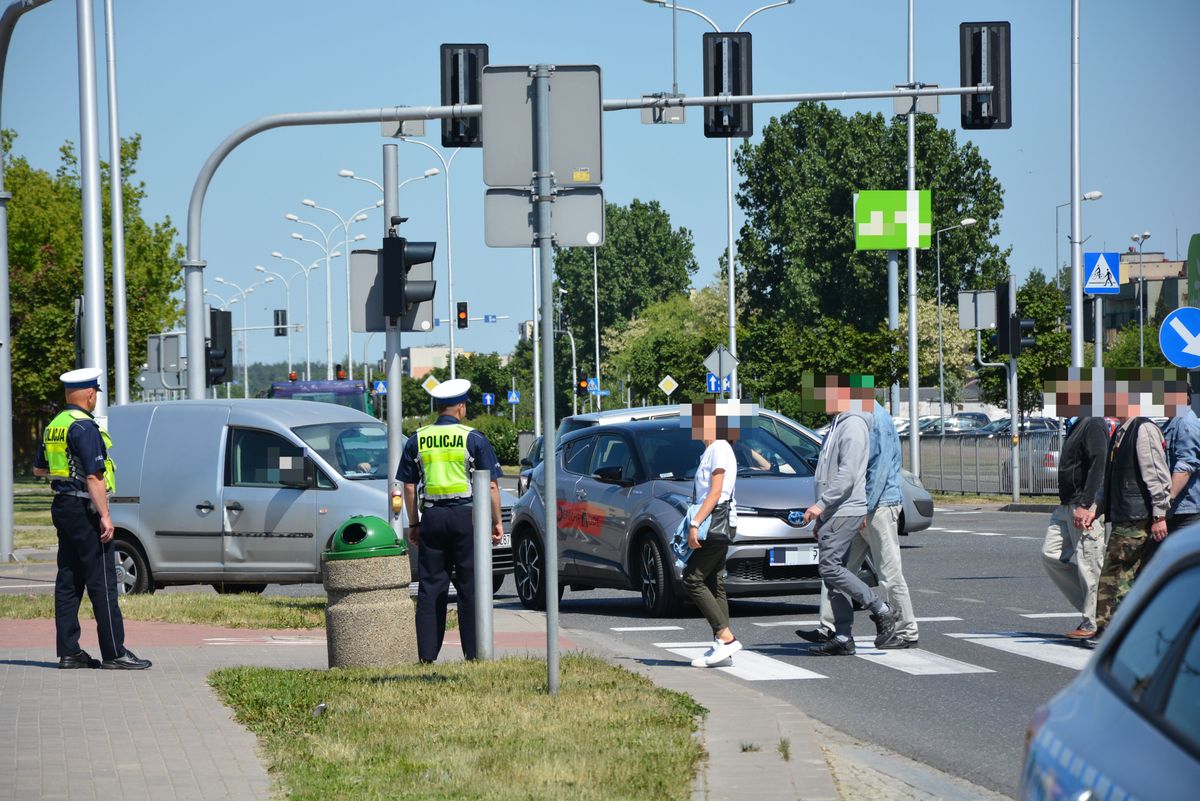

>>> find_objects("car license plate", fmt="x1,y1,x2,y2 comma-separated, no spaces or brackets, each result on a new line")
768,546,817,567
497,530,511,549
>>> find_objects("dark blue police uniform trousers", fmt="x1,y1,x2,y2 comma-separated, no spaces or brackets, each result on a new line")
416,503,477,662
51,494,126,661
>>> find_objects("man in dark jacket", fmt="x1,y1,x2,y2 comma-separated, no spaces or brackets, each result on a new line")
1041,416,1109,640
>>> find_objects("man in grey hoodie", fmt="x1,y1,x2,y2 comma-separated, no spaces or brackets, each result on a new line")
800,374,897,656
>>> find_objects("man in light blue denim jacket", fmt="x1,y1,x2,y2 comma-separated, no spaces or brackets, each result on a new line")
801,401,919,648
1166,399,1200,529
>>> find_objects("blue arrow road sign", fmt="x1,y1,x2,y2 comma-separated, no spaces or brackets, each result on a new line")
1160,307,1200,369
1083,252,1121,295
507,389,520,404
482,392,495,407
373,380,387,395
706,373,732,393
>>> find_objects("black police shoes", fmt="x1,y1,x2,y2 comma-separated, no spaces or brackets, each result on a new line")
101,650,152,670
809,636,856,656
59,650,101,669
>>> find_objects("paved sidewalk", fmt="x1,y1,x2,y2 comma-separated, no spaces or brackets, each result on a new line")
0,605,1007,801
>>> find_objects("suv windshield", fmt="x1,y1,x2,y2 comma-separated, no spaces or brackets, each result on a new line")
293,422,388,479
638,425,813,480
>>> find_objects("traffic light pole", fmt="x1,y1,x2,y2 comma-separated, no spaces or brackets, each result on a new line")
1008,277,1020,503
905,0,920,477
383,144,406,540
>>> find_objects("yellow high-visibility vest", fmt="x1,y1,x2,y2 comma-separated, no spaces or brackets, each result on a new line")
416,423,473,502
43,409,116,494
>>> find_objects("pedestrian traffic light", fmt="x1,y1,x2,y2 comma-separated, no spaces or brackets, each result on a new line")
959,21,1012,130
576,371,589,398
206,308,232,387
702,32,753,138
381,222,437,330
456,302,469,329
440,43,488,147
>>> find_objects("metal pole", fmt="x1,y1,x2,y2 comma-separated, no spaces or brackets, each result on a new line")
1069,0,1083,367
445,150,458,379
905,0,918,475
888,249,899,415
1009,277,1020,503
241,296,249,397
383,144,405,539
671,0,678,95
344,222,353,376
1138,243,1145,367
511,374,516,424
77,0,108,417
937,234,945,424
593,246,601,411
284,278,292,374
1094,297,1103,367
103,0,128,406
534,64,560,695
725,136,738,399
324,237,333,379
472,468,493,660
304,269,312,380
566,327,577,417
531,248,540,438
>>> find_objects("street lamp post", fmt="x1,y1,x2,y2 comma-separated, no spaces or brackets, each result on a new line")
592,246,601,412
558,288,578,416
214,276,273,397
935,218,976,426
271,252,323,380
287,212,347,379
642,0,796,399
1055,190,1103,292
396,140,462,378
1132,231,1151,366
255,264,305,376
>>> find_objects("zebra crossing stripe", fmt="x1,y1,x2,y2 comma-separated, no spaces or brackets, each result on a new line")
945,632,1091,670
851,638,993,675
654,642,827,681
752,619,821,628
610,625,683,631
970,532,1007,537
1020,613,1081,619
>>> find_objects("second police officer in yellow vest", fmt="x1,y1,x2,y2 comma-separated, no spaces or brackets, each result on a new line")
398,378,503,663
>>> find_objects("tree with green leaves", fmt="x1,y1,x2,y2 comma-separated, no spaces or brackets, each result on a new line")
6,131,183,465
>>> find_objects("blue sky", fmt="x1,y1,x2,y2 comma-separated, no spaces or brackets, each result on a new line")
6,0,1199,372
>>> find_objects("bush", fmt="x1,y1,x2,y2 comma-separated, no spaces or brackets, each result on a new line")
467,414,520,465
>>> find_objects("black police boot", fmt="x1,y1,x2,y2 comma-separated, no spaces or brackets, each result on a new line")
101,649,153,670
59,650,101,669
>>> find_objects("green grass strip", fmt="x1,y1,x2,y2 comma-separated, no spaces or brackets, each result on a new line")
0,592,328,629
210,654,704,801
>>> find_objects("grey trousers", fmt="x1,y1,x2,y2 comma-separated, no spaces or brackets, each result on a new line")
817,514,882,638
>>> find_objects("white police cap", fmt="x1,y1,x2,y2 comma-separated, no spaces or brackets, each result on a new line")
60,367,103,391
427,377,471,406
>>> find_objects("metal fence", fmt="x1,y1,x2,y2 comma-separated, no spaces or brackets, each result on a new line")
903,431,1066,496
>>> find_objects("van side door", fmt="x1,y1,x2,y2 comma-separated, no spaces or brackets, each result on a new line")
221,427,320,579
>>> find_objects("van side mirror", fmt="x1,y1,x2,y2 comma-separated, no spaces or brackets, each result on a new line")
519,456,532,468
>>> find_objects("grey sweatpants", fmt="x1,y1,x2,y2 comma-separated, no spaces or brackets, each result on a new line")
817,514,882,638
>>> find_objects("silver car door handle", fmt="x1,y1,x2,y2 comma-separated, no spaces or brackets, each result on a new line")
225,501,244,512
195,501,214,512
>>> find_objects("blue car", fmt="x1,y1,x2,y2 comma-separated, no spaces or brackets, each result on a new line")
1021,526,1200,801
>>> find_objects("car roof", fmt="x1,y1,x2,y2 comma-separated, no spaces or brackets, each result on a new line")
108,398,379,428
560,417,680,447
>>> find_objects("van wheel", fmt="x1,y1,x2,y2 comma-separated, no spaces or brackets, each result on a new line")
212,583,268,594
113,537,151,595
513,533,562,610
638,535,681,617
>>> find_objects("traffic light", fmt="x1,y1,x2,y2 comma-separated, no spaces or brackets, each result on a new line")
992,276,1035,356
273,309,287,337
206,308,232,387
381,229,437,330
702,32,753,138
959,21,1012,130
440,43,488,147
576,370,589,398
456,302,469,329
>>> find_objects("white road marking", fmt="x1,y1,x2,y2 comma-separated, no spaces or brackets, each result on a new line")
204,636,325,646
0,583,55,590
1020,613,1081,619
610,625,684,632
952,597,987,604
654,641,827,681
914,616,964,622
1011,536,1040,540
753,619,821,628
852,638,994,675
946,632,1091,670
913,588,943,595
942,529,974,534
970,532,1007,537
939,511,984,516
925,527,946,531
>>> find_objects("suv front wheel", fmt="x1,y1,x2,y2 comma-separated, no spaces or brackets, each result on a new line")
638,535,682,617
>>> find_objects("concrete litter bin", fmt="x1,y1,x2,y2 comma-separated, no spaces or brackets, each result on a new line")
322,515,417,668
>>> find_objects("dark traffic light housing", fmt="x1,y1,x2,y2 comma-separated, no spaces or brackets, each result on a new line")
702,32,753,138
456,302,469,329
576,370,589,398
959,21,1012,130
381,220,437,330
992,276,1035,356
440,43,488,147
206,308,233,387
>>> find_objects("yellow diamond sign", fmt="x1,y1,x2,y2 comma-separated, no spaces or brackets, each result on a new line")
658,375,679,397
421,375,441,393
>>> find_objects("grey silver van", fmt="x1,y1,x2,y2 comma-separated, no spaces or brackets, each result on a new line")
105,400,513,594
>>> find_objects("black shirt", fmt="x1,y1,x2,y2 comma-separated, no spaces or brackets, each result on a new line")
1058,417,1109,509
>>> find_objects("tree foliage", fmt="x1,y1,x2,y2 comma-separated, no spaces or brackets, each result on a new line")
6,131,183,463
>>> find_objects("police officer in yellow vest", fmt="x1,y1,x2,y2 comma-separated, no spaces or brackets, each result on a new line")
32,368,152,670
399,378,503,662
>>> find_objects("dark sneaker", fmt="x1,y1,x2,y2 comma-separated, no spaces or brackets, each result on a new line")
795,627,834,644
870,604,897,648
876,637,919,650
59,650,100,669
101,650,152,670
810,636,856,656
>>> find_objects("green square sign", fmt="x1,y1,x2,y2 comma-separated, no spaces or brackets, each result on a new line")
854,190,932,250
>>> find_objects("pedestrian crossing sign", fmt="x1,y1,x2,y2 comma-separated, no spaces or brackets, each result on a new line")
1083,252,1120,295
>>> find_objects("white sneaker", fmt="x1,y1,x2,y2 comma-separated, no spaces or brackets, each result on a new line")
690,638,722,668
692,638,742,667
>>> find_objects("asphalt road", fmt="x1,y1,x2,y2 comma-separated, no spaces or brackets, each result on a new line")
1,506,1074,798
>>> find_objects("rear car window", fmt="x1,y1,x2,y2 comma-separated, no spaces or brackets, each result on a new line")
1161,621,1200,751
1106,564,1200,703
563,436,596,476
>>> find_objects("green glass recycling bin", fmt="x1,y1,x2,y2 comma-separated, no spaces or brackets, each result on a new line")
323,515,406,561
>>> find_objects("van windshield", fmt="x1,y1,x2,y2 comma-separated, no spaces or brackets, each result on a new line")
293,422,388,480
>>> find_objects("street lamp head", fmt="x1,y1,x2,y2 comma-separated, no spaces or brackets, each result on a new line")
271,251,283,259
374,199,384,207
285,213,299,222
424,168,440,178
302,199,316,208
642,0,665,5
1143,231,1151,240
228,298,238,306
353,213,369,222
290,232,303,240
338,169,355,178
330,251,343,259
960,217,977,227
254,265,265,273
1083,190,1103,201
215,276,227,284
263,277,274,284
352,233,367,242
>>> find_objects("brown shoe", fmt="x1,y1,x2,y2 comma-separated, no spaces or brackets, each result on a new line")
1065,620,1096,640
